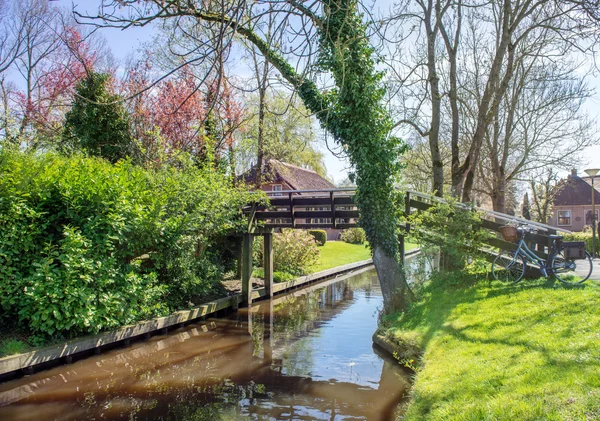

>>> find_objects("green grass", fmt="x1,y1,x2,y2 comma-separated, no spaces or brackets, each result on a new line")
0,338,30,358
307,240,419,273
382,270,600,421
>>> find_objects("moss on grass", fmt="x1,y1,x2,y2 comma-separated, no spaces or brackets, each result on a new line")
381,270,600,420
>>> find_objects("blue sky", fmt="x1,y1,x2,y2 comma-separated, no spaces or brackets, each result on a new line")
63,0,600,183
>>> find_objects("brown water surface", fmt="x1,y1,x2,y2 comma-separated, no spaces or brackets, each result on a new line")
0,268,411,420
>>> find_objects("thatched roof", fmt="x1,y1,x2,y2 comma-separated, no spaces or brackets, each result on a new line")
554,174,600,206
242,159,335,191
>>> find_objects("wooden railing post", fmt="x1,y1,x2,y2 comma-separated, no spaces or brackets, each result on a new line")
263,230,274,299
241,233,254,307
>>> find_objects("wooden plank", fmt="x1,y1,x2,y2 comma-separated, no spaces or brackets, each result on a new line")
0,295,241,377
267,198,291,207
333,197,356,206
241,234,253,307
331,191,336,228
409,199,433,211
264,232,274,299
291,198,332,206
290,192,296,228
255,211,292,219
294,223,335,229
333,210,360,218
293,211,333,219
484,237,548,259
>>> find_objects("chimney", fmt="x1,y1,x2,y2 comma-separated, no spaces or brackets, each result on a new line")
571,169,577,177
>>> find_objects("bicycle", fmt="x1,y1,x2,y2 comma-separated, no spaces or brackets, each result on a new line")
492,224,593,285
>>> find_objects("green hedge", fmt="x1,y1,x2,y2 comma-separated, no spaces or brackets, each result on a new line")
308,229,327,246
563,231,595,254
0,150,256,339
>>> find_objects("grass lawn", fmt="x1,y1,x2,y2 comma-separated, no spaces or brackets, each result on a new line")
308,240,419,273
381,270,600,421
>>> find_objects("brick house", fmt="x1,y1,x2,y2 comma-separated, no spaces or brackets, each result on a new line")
550,169,600,232
242,159,354,240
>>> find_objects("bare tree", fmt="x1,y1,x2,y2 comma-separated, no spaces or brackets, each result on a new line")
529,169,563,224
386,0,599,204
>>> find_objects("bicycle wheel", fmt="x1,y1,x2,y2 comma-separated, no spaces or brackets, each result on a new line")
492,250,526,283
550,251,593,285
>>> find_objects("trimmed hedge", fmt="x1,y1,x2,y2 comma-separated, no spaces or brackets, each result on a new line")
308,229,327,246
563,231,595,254
0,150,257,339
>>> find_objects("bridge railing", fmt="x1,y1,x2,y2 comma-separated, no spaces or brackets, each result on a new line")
406,190,571,260
246,188,360,229
244,188,569,259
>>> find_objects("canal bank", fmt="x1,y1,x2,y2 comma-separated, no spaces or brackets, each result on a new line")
0,257,382,381
0,267,414,420
380,269,600,420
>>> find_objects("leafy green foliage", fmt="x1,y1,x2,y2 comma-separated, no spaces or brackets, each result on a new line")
563,230,595,254
63,72,134,163
0,150,255,338
252,268,296,283
408,198,491,270
340,228,366,244
0,339,28,357
308,229,327,246
254,229,319,275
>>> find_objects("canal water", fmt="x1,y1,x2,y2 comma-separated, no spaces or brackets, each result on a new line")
0,268,412,421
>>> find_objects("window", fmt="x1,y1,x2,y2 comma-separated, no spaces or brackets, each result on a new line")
557,210,571,226
272,184,282,196
585,209,598,226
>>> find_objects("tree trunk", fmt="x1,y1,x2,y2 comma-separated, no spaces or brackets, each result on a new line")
372,246,414,313
425,5,443,197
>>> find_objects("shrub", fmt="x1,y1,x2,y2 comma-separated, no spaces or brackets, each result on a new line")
253,268,296,283
407,198,491,270
254,229,319,275
308,229,327,246
0,150,257,338
341,227,366,244
563,231,595,254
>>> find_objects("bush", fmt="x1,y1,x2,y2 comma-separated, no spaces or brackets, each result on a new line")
341,227,366,244
253,268,296,283
0,150,257,338
308,229,327,246
254,229,319,275
407,198,491,270
563,231,595,254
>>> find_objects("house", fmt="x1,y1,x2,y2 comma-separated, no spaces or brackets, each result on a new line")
242,159,354,240
550,169,600,232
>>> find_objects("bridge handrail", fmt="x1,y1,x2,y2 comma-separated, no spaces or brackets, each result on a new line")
264,188,356,196
406,190,571,234
248,187,570,235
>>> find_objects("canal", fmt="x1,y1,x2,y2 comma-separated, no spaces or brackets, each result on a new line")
0,268,412,420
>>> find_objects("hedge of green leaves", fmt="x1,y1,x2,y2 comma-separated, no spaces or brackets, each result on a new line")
0,150,255,339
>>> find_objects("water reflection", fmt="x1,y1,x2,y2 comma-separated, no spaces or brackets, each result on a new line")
0,269,411,420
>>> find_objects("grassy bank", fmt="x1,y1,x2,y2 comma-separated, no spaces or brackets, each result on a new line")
381,270,600,420
308,240,418,273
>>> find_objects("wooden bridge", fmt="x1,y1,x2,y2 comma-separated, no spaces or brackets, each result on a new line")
240,188,571,307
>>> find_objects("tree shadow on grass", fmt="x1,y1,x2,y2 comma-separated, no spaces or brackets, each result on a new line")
391,267,599,360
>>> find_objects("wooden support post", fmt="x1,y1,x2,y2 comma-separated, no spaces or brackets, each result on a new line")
264,231,274,299
402,192,411,266
331,191,337,228
399,235,406,266
236,236,243,279
241,233,254,307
